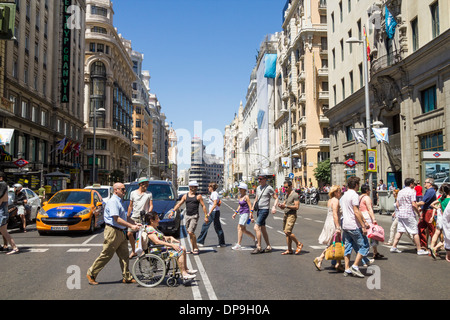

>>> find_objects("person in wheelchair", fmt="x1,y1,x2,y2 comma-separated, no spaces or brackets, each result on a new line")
144,211,197,281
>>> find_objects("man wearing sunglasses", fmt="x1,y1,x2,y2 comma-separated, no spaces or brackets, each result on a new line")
251,174,277,254
87,182,142,285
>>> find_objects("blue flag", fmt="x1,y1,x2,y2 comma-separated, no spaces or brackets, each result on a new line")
385,6,397,39
264,54,277,78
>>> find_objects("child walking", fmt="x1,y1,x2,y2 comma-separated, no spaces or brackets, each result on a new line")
232,183,257,250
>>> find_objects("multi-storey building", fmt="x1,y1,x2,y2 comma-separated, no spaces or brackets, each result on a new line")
325,0,449,187
2,0,86,188
148,93,168,179
83,0,136,184
276,0,330,188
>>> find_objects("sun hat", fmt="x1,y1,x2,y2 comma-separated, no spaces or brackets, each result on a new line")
238,182,248,191
189,180,199,187
138,177,149,184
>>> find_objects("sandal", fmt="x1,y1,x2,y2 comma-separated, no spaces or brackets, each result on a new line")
263,247,272,253
295,243,304,255
313,258,322,271
192,249,199,255
281,250,293,255
373,252,384,259
6,248,19,255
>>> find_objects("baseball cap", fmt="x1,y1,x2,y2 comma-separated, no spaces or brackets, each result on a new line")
138,177,149,184
238,182,248,190
189,181,199,187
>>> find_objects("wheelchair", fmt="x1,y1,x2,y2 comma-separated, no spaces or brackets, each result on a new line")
131,243,188,288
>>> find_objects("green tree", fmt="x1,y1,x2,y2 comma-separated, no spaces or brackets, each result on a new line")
314,159,331,185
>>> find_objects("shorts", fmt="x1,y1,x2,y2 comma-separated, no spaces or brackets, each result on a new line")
343,228,369,257
0,202,9,227
238,212,250,225
17,205,25,216
397,216,418,235
255,209,269,226
128,216,143,233
283,213,297,233
185,214,199,233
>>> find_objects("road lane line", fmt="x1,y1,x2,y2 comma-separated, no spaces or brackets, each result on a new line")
67,248,91,252
82,234,98,245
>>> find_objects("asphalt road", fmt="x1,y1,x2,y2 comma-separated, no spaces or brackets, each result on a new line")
1,198,449,302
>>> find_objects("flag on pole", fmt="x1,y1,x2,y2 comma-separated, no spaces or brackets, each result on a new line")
55,137,67,153
62,140,73,154
73,143,81,156
385,6,397,39
372,127,389,143
351,128,367,145
363,27,371,61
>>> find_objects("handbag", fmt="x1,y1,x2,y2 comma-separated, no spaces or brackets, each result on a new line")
325,232,345,260
254,185,268,212
367,223,385,242
135,228,144,256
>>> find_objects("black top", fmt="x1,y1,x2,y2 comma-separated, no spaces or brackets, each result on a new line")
185,193,200,216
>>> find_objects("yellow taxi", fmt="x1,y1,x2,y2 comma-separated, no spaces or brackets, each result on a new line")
36,189,104,235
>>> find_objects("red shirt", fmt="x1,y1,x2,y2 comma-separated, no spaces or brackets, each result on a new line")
415,185,423,196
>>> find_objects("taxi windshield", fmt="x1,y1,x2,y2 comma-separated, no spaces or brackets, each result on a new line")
49,191,91,204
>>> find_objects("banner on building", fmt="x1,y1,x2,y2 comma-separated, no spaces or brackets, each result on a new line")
385,6,397,39
351,128,367,145
281,157,290,168
264,54,277,78
0,129,14,145
372,127,389,143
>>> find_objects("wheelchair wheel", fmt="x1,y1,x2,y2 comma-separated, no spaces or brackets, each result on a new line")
131,254,166,288
166,277,178,287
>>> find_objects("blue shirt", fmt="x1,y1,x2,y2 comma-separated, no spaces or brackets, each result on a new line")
422,188,436,213
104,194,127,230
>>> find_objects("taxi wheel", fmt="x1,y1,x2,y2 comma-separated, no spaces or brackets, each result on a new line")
88,216,96,234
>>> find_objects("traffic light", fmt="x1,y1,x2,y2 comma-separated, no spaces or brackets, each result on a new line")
0,3,16,41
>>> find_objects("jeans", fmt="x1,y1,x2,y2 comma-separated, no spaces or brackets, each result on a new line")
197,210,225,245
343,228,370,257
0,202,8,227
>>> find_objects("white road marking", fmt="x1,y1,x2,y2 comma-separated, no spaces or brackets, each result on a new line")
82,234,98,245
67,248,91,252
28,248,49,253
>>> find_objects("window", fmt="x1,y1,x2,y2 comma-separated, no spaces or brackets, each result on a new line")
331,12,335,32
91,26,107,34
421,85,437,113
430,1,440,39
341,78,345,100
89,43,95,52
346,125,353,141
41,110,46,126
21,101,28,118
349,71,354,94
411,17,419,52
420,131,443,152
339,1,343,22
340,39,344,61
91,5,108,17
332,48,335,69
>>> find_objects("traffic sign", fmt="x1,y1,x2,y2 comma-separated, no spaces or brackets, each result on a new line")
288,173,294,179
13,158,29,168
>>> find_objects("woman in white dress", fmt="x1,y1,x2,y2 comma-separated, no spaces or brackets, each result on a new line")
313,185,343,271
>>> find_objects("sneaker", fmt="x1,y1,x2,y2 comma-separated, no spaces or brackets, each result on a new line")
187,269,198,274
217,244,227,248
232,244,242,250
390,247,402,253
430,248,437,260
343,270,352,277
351,266,365,278
182,274,196,281
197,243,204,247
417,249,429,255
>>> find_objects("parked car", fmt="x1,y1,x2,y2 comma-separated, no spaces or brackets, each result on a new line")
36,189,105,235
8,187,41,221
84,184,113,204
177,185,189,200
124,180,180,237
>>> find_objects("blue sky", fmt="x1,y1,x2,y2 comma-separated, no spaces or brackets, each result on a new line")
112,0,284,170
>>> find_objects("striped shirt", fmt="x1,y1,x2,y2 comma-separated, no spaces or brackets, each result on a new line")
397,187,417,219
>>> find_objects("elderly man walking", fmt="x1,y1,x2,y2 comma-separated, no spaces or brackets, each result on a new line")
417,178,436,249
87,182,142,285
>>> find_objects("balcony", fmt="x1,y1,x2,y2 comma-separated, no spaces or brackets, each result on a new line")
297,71,306,82
317,67,328,78
298,93,306,103
320,138,330,147
291,122,298,132
371,50,402,74
0,97,14,115
318,91,329,101
298,116,307,127
319,115,329,125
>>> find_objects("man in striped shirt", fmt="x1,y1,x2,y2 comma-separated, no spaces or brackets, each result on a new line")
390,178,428,255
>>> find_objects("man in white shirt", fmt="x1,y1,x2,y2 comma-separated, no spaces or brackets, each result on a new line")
341,176,370,278
127,177,153,258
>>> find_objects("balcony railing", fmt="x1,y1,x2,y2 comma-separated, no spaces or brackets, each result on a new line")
371,50,402,74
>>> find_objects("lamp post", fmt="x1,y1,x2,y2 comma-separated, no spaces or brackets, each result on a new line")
346,35,372,198
129,135,138,182
92,107,105,184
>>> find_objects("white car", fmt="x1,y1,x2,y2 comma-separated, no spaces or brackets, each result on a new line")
84,184,114,204
8,187,41,220
177,185,189,200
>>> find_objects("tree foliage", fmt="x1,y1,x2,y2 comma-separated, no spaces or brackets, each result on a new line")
314,159,331,185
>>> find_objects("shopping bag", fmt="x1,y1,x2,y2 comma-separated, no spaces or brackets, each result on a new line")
325,233,345,260
367,224,385,242
135,228,143,256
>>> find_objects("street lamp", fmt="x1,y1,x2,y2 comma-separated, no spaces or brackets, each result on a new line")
92,107,105,184
346,36,372,198
130,135,138,182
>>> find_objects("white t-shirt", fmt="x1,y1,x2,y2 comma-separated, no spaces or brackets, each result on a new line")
130,190,152,218
340,189,361,230
208,191,220,212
